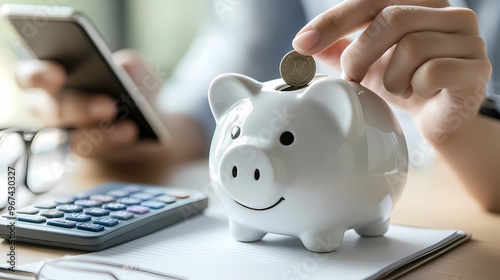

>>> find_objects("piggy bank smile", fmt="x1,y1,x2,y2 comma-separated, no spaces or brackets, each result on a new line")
234,197,285,211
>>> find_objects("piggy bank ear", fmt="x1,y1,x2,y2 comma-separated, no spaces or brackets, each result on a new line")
302,77,364,140
208,73,263,121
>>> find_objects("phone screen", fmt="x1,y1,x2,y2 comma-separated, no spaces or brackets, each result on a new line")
8,19,159,140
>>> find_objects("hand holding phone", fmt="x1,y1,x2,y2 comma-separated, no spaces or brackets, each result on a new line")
2,4,172,162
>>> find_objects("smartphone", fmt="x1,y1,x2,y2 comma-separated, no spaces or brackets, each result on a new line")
1,4,169,142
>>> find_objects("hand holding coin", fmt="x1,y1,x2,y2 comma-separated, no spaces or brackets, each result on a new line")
279,50,316,87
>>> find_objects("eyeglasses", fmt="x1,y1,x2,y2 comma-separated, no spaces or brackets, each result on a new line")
0,256,183,280
0,127,72,210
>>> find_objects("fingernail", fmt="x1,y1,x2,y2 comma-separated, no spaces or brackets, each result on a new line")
37,71,53,85
112,122,137,142
90,99,115,118
19,68,52,88
292,30,320,53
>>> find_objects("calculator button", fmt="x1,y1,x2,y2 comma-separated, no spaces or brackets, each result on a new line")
56,204,83,213
110,211,134,220
118,185,142,194
34,202,58,209
39,210,64,218
143,189,166,197
74,200,102,208
130,193,155,201
72,193,91,200
93,217,118,227
89,194,116,203
155,195,177,204
107,190,130,198
17,215,46,223
66,213,92,222
47,219,77,228
76,223,105,232
16,208,39,215
168,192,190,199
84,208,110,217
117,198,142,205
102,203,127,211
126,206,150,214
141,201,166,209
53,198,75,204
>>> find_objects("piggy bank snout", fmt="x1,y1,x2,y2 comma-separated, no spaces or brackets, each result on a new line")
219,145,282,208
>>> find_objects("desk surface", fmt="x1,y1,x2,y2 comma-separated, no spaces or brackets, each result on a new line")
2,157,500,279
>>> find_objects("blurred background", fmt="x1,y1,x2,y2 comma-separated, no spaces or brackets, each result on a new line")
0,0,205,128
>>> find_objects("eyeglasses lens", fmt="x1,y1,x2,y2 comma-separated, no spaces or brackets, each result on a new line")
0,133,26,209
26,128,71,194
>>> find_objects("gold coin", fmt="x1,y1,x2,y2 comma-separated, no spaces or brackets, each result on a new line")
279,50,316,87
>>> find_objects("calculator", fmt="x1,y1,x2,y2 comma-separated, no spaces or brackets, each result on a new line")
0,182,208,251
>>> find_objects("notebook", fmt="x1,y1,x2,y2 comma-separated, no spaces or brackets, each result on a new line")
15,207,471,280
58,206,470,280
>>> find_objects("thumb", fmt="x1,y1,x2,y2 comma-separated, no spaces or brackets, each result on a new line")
112,49,163,101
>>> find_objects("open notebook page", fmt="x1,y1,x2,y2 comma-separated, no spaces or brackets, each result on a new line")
56,207,469,280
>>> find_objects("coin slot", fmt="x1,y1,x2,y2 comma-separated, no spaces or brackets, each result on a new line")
275,83,309,92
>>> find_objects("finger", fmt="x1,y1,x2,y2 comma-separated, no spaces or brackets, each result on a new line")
342,6,479,82
293,0,374,54
313,37,352,71
97,141,167,163
411,58,492,99
70,120,138,158
113,49,162,100
28,93,58,125
384,32,487,96
15,60,66,97
292,0,448,55
58,93,116,127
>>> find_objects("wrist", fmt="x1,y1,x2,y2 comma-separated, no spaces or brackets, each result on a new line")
417,109,479,148
416,90,486,146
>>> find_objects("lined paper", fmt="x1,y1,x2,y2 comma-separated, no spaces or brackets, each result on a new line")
73,207,468,280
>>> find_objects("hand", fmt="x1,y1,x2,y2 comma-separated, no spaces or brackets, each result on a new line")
16,50,171,163
292,0,492,145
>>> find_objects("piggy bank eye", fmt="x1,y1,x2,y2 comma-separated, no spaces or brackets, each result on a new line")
280,131,294,146
231,126,241,140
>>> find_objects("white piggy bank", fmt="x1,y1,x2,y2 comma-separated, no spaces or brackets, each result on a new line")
208,73,408,252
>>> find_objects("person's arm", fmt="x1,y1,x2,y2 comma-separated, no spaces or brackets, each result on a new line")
433,114,500,212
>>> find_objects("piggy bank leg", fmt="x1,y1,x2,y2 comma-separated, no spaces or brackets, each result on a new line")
229,220,267,242
299,228,345,253
355,218,390,237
